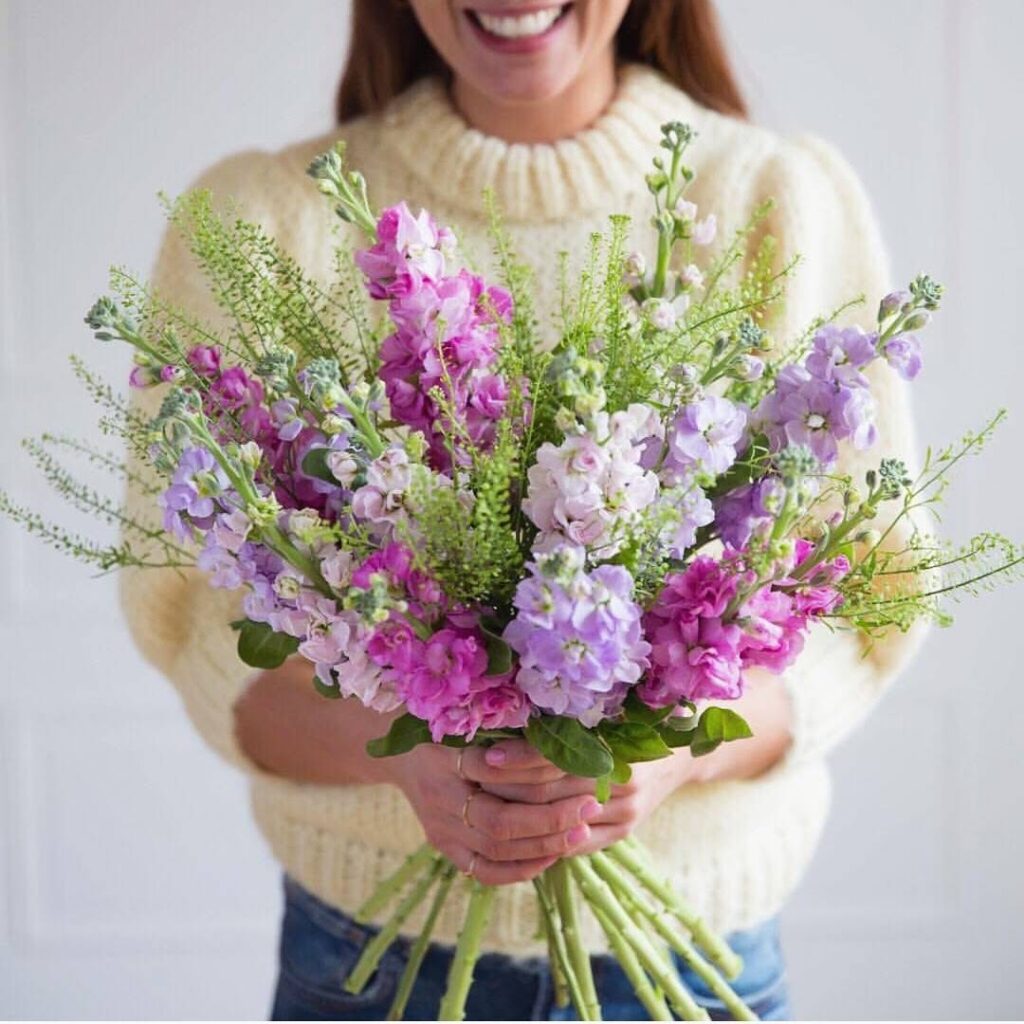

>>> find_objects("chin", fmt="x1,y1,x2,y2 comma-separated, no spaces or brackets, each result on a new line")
461,62,584,107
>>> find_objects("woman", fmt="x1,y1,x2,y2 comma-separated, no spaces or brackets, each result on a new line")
121,1,923,1018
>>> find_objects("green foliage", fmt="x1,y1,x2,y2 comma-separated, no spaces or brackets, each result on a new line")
525,716,615,778
366,713,433,758
661,706,752,756
234,618,300,669
163,189,366,384
598,721,672,762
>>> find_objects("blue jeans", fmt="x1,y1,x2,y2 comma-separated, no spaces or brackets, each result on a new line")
271,876,791,1021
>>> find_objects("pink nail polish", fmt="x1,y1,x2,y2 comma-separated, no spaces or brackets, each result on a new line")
485,747,506,766
567,824,589,845
581,800,601,823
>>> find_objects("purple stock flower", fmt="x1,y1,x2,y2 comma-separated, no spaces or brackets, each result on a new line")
504,554,650,726
882,334,923,380
663,395,746,481
159,447,229,541
805,325,878,386
714,476,786,548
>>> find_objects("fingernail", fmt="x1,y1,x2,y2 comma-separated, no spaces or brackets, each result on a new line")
567,824,589,846
485,747,506,766
581,800,601,823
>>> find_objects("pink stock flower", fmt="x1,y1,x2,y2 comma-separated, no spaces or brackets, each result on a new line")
656,556,738,622
640,614,744,705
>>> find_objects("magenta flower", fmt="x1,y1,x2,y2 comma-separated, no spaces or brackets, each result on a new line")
640,614,744,706
187,345,222,378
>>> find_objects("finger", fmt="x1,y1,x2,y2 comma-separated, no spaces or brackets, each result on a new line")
466,821,592,862
580,793,637,827
465,790,602,841
452,846,561,887
459,745,566,786
572,823,633,858
481,739,559,772
479,775,597,805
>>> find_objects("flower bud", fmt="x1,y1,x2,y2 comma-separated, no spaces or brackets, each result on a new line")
736,354,765,381
622,252,646,287
238,441,263,471
321,413,347,435
643,298,677,331
679,263,704,290
878,290,910,320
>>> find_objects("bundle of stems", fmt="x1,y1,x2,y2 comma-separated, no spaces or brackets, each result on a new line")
344,836,757,1021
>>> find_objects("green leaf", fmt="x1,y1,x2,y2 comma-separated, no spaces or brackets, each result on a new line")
525,716,614,778
595,774,612,803
301,447,337,484
235,619,300,669
622,691,674,726
312,674,342,700
599,721,672,763
484,634,514,676
366,714,432,758
689,706,753,757
610,756,632,784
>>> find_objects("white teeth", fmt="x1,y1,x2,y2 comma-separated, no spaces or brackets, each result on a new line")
476,6,563,39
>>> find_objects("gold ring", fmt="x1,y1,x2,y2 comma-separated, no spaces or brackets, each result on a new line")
461,787,479,828
463,852,479,878
456,748,468,780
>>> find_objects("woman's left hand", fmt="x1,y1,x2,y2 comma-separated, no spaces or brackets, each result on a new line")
479,748,696,856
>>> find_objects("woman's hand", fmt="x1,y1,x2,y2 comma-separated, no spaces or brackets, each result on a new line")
481,747,695,856
478,674,795,856
387,739,603,886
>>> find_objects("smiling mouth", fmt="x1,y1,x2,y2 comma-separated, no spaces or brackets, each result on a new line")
466,4,573,42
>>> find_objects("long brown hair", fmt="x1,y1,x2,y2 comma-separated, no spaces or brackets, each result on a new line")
335,0,747,124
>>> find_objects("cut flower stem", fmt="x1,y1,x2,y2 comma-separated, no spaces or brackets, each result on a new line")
334,839,755,1021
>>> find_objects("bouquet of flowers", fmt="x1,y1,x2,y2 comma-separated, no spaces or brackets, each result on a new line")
4,122,1021,1021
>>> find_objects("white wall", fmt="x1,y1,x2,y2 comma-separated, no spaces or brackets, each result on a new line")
1,0,1021,1018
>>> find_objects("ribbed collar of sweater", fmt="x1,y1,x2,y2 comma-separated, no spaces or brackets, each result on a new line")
376,63,708,222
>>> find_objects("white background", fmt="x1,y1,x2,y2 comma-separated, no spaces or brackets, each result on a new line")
1,0,1022,1018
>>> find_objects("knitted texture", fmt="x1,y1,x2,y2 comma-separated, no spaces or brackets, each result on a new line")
119,64,925,954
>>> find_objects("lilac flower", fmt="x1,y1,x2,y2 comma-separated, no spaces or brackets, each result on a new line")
271,398,305,442
662,395,747,481
504,554,650,726
736,354,765,381
661,481,715,557
159,447,229,541
714,476,786,548
882,334,923,380
805,325,878,386
351,447,414,532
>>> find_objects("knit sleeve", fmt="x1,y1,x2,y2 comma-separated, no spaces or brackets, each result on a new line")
119,150,288,771
754,134,929,765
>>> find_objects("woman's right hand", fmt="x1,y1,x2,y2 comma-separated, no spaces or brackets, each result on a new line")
388,740,603,886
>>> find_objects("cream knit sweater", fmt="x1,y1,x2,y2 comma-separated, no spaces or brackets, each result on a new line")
121,64,924,954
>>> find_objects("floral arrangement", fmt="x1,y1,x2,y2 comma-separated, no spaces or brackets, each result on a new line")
3,122,1020,1021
